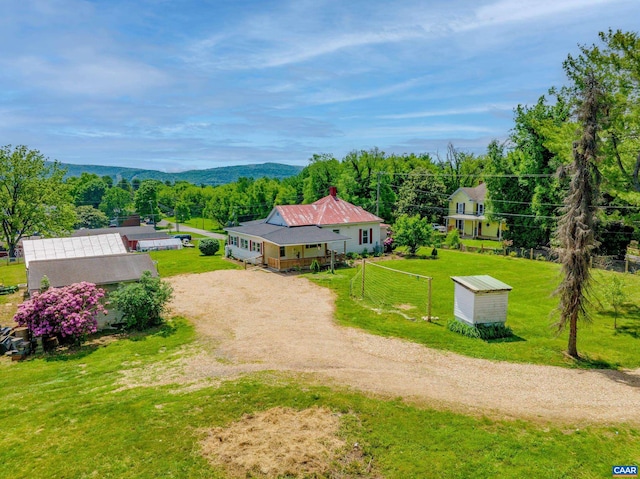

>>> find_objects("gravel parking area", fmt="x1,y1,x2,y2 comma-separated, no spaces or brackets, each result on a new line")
167,270,640,424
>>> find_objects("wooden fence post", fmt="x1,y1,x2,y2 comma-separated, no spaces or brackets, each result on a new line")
361,259,366,299
427,277,432,322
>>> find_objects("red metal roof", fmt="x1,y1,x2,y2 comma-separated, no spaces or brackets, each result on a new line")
274,194,382,226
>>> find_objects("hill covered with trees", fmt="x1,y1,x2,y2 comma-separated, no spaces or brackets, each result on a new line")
56,162,303,186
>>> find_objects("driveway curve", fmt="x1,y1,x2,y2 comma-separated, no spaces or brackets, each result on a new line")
167,270,640,424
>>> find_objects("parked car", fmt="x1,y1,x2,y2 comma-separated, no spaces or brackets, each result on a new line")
432,224,447,233
173,234,192,241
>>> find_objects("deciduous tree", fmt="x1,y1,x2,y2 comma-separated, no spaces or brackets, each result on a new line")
393,214,433,255
0,145,76,257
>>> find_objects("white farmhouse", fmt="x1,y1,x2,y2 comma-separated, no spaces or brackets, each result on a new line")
224,187,383,271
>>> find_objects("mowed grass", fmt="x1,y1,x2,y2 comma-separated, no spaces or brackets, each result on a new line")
309,249,640,369
0,262,28,323
164,216,223,233
0,261,27,286
1,318,638,479
149,243,240,277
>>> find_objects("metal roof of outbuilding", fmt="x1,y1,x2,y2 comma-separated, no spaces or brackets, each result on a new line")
27,253,157,291
22,233,127,267
451,275,512,292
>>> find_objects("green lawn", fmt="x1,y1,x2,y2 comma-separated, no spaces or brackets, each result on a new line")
460,238,503,249
309,249,640,369
1,318,638,479
164,216,223,233
0,262,27,323
0,261,27,286
149,244,240,277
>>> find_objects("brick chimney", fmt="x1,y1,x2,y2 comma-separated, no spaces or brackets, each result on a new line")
329,186,337,198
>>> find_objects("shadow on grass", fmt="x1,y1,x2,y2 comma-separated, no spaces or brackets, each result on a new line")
125,321,178,342
486,334,527,344
43,320,179,361
44,343,102,362
571,354,619,370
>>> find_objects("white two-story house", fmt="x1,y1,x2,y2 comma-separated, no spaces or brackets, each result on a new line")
446,183,503,240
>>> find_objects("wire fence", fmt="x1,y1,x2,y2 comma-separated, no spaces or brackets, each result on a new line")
445,244,640,274
0,256,25,266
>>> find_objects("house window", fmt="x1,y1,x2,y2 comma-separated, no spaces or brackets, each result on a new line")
240,238,248,249
456,202,466,214
362,229,369,244
251,242,261,253
333,229,340,234
305,244,321,249
477,203,484,215
279,246,285,257
456,219,464,231
228,236,238,246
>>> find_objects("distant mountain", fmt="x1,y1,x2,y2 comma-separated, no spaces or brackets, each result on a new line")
56,162,303,186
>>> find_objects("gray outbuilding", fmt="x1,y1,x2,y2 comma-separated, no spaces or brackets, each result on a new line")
451,275,512,326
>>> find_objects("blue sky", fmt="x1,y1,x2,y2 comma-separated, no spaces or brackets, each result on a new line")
1,0,638,171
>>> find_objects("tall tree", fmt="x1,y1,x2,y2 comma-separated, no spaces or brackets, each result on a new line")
394,167,447,222
99,187,132,220
301,153,341,203
134,180,161,223
484,97,570,248
436,143,484,193
75,205,109,229
554,74,604,359
0,145,76,256
564,29,640,198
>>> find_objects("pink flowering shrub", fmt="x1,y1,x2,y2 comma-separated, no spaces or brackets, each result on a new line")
14,282,107,342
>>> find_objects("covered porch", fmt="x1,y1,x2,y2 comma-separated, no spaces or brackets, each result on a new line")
225,222,351,272
446,214,502,241
266,253,346,271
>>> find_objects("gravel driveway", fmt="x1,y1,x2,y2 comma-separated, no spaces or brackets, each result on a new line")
167,270,640,424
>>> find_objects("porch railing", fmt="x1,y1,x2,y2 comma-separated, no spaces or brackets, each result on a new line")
267,254,345,271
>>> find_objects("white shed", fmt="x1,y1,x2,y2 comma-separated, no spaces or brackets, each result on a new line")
451,275,512,326
136,238,183,252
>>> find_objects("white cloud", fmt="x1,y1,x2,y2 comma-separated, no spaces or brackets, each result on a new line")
378,103,515,120
457,0,617,31
12,54,169,96
304,77,426,106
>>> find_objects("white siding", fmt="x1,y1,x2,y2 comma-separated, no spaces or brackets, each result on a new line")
473,292,509,324
453,283,509,325
267,211,287,226
226,234,263,263
453,283,475,325
321,223,381,254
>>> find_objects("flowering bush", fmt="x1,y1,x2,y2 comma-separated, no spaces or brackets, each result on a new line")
14,282,107,342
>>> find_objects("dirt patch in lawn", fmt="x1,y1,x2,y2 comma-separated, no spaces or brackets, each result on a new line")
163,270,640,425
201,407,365,478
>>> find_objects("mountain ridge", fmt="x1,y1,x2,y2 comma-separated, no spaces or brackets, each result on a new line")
54,162,303,186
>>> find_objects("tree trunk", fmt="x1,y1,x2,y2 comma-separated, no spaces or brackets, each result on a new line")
568,316,579,358
633,150,640,192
